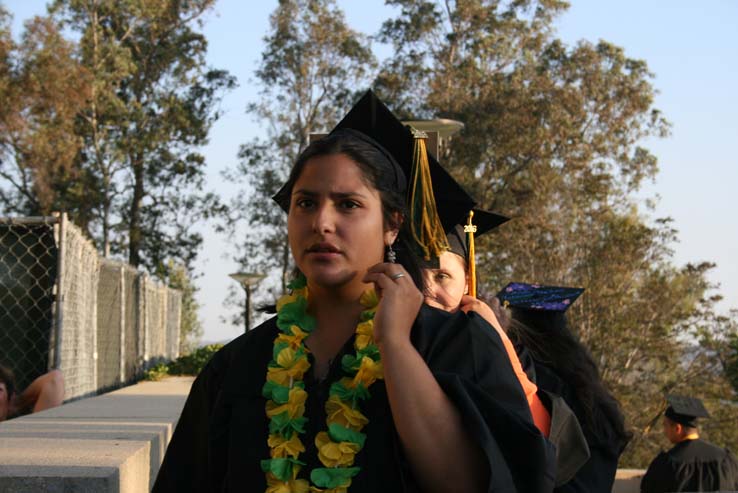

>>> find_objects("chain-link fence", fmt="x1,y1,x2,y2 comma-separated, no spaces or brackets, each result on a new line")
0,213,181,400
0,217,57,393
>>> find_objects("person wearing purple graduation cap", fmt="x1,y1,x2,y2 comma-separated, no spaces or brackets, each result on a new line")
497,283,630,493
640,395,738,492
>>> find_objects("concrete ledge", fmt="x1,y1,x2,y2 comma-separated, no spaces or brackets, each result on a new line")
0,377,193,492
613,468,646,493
1,376,647,493
0,438,149,493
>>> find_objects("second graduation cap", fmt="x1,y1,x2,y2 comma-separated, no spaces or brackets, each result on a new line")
440,208,509,297
445,209,510,263
664,395,710,428
496,282,585,312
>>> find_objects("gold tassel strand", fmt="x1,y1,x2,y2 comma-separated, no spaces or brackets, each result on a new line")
464,210,477,298
408,128,450,260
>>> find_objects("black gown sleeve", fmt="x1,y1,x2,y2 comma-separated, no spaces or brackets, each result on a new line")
151,334,243,493
152,363,217,492
723,449,738,489
412,307,556,493
640,452,675,493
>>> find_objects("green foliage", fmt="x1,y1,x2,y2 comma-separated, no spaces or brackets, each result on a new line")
728,329,738,394
2,0,234,276
166,261,204,354
168,344,223,375
143,344,223,380
0,9,91,216
5,0,737,471
44,0,233,276
142,362,171,381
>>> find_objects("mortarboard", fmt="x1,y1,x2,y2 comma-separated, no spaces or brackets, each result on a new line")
274,90,477,260
446,209,509,262
436,209,509,297
664,395,710,428
496,282,584,312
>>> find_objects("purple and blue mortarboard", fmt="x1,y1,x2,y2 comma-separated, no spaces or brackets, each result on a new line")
496,282,585,312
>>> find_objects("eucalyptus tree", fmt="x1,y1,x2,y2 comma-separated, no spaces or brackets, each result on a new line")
51,0,235,274
0,9,90,216
376,0,735,466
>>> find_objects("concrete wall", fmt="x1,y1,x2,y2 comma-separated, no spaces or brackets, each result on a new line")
0,377,192,492
0,376,647,492
614,469,645,493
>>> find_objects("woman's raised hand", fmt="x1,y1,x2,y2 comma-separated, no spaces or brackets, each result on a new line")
459,295,505,333
363,262,423,347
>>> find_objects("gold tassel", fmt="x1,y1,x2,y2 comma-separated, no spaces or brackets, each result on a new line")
408,128,450,260
464,210,477,298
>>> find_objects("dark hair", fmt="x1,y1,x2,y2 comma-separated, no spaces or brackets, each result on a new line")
0,364,16,401
506,309,630,447
276,131,425,289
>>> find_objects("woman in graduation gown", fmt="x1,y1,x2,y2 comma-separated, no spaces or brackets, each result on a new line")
152,91,555,493
420,210,552,437
497,283,630,493
421,214,591,487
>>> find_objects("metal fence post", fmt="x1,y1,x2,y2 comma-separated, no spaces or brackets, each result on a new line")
142,273,149,366
53,213,66,370
119,265,126,384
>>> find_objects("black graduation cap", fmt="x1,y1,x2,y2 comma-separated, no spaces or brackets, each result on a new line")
496,282,585,312
331,90,476,237
422,208,509,296
446,209,509,262
274,90,477,261
664,395,710,428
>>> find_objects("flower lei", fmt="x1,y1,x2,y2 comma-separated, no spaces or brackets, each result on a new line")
261,275,383,493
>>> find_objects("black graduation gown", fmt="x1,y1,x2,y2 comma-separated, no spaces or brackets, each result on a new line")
640,438,738,493
153,306,556,492
516,347,626,493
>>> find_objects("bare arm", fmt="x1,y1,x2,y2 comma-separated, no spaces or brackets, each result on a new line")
365,264,487,493
12,369,64,415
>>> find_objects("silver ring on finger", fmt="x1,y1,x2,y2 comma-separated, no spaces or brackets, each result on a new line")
389,272,405,280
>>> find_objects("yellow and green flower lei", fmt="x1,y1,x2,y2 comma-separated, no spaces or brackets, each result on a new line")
261,276,382,493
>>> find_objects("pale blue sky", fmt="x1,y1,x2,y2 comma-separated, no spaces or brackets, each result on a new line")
6,1,738,343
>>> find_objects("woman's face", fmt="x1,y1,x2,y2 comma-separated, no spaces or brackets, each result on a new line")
422,251,468,312
288,153,396,291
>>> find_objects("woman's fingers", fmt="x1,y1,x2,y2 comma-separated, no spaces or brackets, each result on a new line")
459,294,477,312
364,262,410,287
364,262,422,347
366,262,408,277
459,295,504,332
363,271,394,293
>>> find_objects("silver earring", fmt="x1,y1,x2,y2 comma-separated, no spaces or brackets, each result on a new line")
386,243,396,263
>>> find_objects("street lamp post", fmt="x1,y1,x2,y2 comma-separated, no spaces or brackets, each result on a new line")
229,272,266,332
